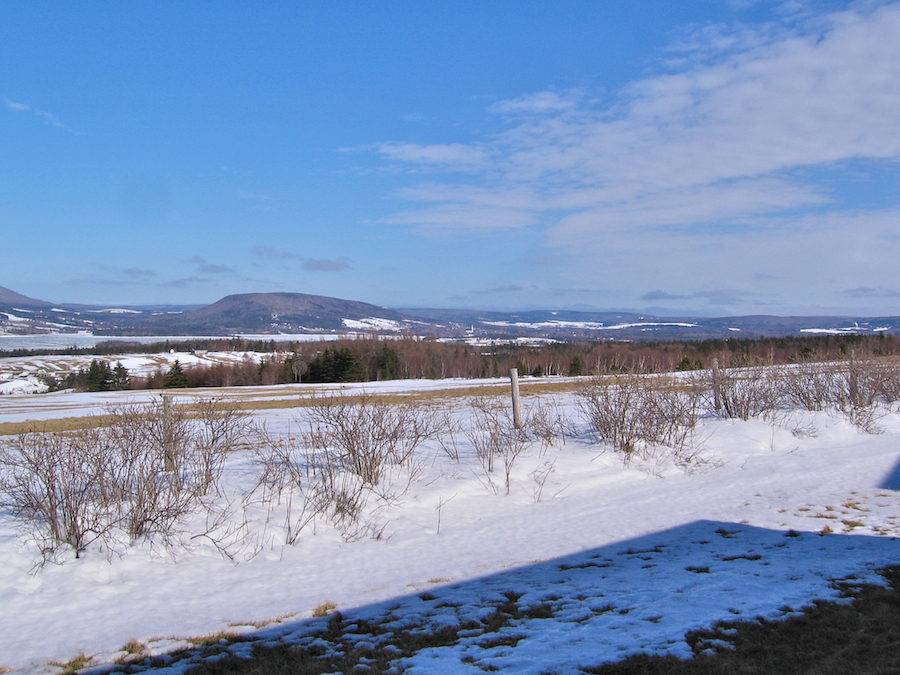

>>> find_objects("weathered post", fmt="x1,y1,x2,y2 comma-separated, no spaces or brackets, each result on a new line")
509,367,523,430
849,349,859,408
162,392,175,471
712,358,722,415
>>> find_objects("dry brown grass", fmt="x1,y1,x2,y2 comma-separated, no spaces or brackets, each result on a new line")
0,414,121,436
48,652,92,673
0,378,586,436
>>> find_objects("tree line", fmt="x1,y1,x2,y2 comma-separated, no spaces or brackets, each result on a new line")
45,332,900,392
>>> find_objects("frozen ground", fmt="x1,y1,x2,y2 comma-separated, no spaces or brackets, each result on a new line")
0,377,899,673
0,350,273,395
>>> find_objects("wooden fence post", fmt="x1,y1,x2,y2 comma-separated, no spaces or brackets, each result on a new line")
162,392,175,471
712,358,722,415
509,367,523,430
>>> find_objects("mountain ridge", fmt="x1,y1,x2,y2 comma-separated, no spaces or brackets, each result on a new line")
0,285,53,309
1,285,898,341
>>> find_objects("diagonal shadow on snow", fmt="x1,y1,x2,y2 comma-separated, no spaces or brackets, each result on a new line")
121,521,900,675
879,456,900,490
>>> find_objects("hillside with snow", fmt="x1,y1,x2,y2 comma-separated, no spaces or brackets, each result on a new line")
1,368,899,673
3,285,900,342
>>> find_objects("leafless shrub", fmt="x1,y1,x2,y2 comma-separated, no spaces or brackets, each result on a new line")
247,431,374,545
523,397,576,454
106,398,247,542
870,358,900,403
578,375,701,460
835,357,880,412
825,356,895,433
0,431,115,558
703,366,783,420
845,404,885,435
300,394,440,487
579,377,642,457
464,397,529,494
435,409,462,462
779,363,841,412
772,358,900,433
246,394,442,542
0,396,252,561
247,434,316,546
308,462,368,529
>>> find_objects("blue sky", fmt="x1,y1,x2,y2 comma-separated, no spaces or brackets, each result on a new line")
3,1,900,316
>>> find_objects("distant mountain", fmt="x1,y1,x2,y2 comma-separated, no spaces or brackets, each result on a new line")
139,292,411,334
398,308,900,341
0,285,52,309
2,284,899,342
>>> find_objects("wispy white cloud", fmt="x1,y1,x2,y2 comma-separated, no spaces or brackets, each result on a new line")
380,4,900,219
486,91,580,116
370,3,900,312
383,203,537,234
4,98,31,112
376,142,490,171
4,97,83,135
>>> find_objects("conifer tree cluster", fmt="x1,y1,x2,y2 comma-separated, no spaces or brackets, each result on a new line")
303,347,367,383
81,359,130,392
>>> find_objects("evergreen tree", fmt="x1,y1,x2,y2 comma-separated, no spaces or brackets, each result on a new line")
334,347,366,382
164,360,189,388
304,347,366,383
85,359,114,392
376,344,401,380
570,355,583,377
111,362,131,390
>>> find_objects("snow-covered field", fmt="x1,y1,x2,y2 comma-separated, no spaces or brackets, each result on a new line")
0,350,271,395
1,376,900,673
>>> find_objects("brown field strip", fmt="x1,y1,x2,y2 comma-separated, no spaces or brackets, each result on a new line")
0,378,586,436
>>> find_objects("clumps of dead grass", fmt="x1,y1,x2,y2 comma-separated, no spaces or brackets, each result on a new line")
311,600,338,618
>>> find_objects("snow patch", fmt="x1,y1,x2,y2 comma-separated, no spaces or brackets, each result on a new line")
342,317,406,331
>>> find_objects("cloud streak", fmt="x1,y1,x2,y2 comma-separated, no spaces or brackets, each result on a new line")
4,97,83,135
303,258,351,272
369,3,900,312
253,246,302,261
191,256,234,275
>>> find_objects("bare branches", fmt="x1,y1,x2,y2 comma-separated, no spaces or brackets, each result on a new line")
243,394,445,544
300,394,440,486
0,396,252,561
577,376,701,460
463,397,529,494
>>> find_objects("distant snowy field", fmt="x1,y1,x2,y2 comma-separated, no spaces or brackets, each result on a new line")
0,337,338,396
1,376,899,673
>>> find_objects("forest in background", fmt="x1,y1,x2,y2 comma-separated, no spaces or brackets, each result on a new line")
24,332,900,392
